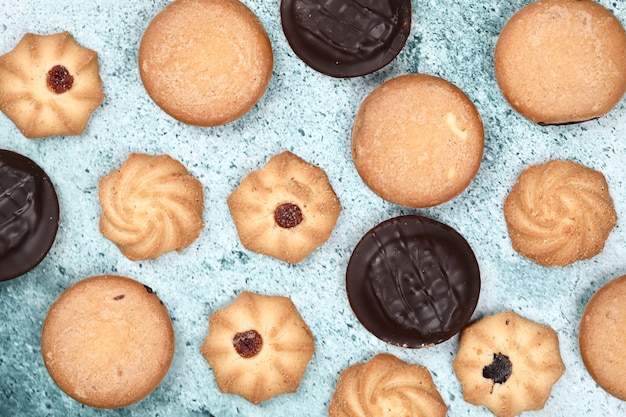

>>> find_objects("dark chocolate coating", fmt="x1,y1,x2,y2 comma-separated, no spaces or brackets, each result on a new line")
346,215,480,348
0,150,59,282
280,0,412,78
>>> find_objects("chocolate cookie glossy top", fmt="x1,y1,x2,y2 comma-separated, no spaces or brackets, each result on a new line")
0,150,59,282
346,215,480,348
280,0,412,78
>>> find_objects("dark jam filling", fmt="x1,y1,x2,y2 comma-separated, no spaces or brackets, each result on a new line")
47,65,74,94
483,352,513,385
233,330,263,358
275,203,303,228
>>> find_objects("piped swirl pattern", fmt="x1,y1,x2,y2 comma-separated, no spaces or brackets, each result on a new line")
329,353,448,417
99,153,204,261
504,160,617,267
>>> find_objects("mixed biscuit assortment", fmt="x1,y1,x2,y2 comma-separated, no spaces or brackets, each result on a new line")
1,0,626,415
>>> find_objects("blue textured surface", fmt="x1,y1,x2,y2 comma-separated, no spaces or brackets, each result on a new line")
1,0,626,416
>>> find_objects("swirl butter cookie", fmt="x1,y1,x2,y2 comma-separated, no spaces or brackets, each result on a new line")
99,153,204,261
495,0,626,124
227,151,342,264
352,74,484,208
453,311,565,417
200,291,315,404
329,353,447,417
580,275,626,400
504,160,617,267
139,0,273,126
0,32,104,138
41,275,175,408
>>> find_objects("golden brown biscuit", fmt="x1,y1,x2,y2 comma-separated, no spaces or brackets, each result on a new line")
0,32,104,138
453,311,565,417
352,73,484,208
41,275,175,409
227,151,342,264
504,160,617,267
99,153,204,261
494,0,626,124
139,0,273,126
328,353,448,417
579,275,626,400
200,291,315,404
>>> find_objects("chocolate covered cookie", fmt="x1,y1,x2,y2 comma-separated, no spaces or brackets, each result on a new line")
0,150,59,281
281,0,411,77
346,215,480,348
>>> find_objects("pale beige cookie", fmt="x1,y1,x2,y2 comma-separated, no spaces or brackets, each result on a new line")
494,0,626,124
200,291,315,405
352,73,484,208
580,275,626,400
504,160,617,267
453,311,565,417
139,0,273,126
0,32,104,138
328,353,448,417
227,151,342,264
41,275,175,409
99,153,204,261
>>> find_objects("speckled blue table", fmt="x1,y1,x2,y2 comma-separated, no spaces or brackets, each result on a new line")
1,0,626,416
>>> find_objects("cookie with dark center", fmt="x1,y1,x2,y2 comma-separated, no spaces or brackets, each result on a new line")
453,311,565,417
200,291,315,404
280,0,412,77
227,151,342,264
346,215,480,348
0,149,59,282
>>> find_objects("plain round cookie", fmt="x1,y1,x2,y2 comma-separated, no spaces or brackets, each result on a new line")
579,275,626,400
41,275,175,408
494,0,626,124
138,0,273,126
352,74,484,208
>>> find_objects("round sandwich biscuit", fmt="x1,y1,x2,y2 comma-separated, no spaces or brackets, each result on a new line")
579,275,626,401
41,275,175,408
352,74,484,208
139,0,273,126
494,0,626,124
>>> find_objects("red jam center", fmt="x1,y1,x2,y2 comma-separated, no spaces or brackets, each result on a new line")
275,203,303,228
233,330,263,358
47,65,74,94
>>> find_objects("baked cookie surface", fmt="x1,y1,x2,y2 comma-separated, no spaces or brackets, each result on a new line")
452,311,565,417
351,73,484,208
328,353,447,417
41,275,175,409
227,151,341,264
139,0,273,126
99,153,204,261
504,160,617,267
579,275,626,400
494,0,626,124
200,291,315,405
0,32,104,138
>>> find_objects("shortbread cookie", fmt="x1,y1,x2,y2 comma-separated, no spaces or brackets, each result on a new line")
352,73,484,208
0,32,104,138
41,275,175,408
580,275,626,400
453,311,565,417
329,353,447,417
200,291,315,404
494,0,626,124
99,153,204,261
139,0,273,126
504,160,617,267
227,151,342,264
